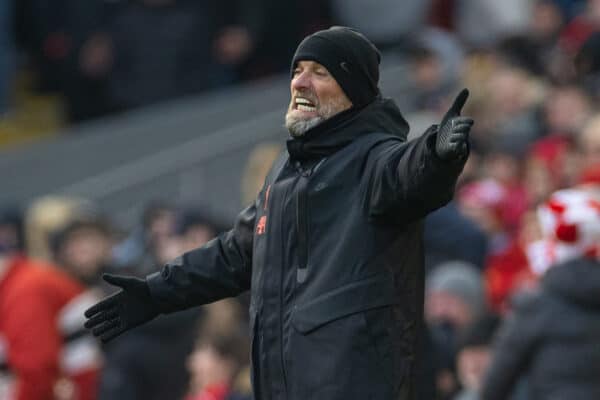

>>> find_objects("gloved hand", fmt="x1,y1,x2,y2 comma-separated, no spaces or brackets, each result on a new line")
436,89,474,161
84,273,159,343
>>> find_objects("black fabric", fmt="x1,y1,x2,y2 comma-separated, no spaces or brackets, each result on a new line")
291,26,381,108
424,202,488,270
481,258,600,400
286,96,409,161
544,257,600,308
145,96,466,399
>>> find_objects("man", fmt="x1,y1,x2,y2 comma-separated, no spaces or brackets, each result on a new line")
0,210,102,400
85,26,473,399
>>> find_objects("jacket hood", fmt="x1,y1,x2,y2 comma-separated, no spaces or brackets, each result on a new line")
543,257,600,309
286,96,410,161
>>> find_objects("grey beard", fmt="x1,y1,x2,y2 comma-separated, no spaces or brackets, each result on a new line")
285,95,351,137
285,115,325,137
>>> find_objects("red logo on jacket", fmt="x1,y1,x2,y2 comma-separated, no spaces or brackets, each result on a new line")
256,216,267,235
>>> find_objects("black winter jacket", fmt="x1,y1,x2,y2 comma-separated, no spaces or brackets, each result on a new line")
482,257,600,400
146,97,465,400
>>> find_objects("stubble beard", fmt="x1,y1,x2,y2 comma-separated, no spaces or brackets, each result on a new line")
285,95,349,138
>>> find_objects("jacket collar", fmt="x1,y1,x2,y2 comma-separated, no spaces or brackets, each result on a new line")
286,96,409,161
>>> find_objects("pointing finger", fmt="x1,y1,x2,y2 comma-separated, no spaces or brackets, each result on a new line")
441,89,470,126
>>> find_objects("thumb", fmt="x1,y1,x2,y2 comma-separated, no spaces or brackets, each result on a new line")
441,88,469,126
102,273,136,290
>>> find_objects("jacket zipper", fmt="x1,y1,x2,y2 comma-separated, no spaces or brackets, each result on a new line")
295,158,325,283
279,166,298,396
296,161,310,284
279,159,325,396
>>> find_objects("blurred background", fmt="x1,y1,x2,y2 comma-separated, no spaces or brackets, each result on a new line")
2,0,600,399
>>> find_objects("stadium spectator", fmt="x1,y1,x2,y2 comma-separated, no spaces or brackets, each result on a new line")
330,0,432,51
482,188,600,399
425,261,485,399
106,0,237,111
0,209,102,400
454,313,500,400
185,301,251,400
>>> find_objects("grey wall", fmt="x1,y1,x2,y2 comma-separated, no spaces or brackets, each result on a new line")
1,62,429,228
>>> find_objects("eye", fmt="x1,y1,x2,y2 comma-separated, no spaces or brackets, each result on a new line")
315,69,328,77
293,68,302,76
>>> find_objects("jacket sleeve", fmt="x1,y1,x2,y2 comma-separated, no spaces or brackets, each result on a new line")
146,203,256,313
480,293,547,400
365,126,466,224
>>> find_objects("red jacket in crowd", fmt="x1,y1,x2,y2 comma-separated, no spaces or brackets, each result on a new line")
0,255,101,400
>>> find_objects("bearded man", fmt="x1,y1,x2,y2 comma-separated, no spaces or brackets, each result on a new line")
85,26,473,400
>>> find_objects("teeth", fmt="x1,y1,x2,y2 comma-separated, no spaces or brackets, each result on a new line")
298,104,316,112
296,97,314,106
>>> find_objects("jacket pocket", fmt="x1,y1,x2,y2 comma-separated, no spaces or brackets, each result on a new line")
286,274,400,399
291,274,399,334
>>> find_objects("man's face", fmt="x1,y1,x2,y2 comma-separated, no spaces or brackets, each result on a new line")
285,60,352,137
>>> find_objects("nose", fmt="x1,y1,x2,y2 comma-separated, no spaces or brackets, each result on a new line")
291,70,311,92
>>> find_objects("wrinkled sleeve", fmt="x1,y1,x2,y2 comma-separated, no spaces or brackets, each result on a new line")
146,203,256,313
366,126,466,224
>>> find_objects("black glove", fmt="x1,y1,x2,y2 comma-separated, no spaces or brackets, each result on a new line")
436,89,474,161
84,273,159,343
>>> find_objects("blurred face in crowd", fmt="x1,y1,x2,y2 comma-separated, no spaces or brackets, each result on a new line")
426,291,475,330
544,86,590,135
579,115,600,167
523,157,557,205
285,60,352,137
181,224,216,253
530,1,564,39
487,68,530,116
457,346,492,391
411,49,443,91
588,0,600,22
58,226,112,285
145,208,177,247
0,223,19,276
187,344,236,393
0,223,19,255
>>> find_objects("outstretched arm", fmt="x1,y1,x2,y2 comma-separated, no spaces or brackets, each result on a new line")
85,204,256,342
367,89,473,224
147,203,256,311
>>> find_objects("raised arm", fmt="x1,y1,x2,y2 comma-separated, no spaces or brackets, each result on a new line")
367,89,472,224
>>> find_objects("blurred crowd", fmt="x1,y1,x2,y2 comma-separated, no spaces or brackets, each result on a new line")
1,0,335,122
3,0,600,399
0,197,258,400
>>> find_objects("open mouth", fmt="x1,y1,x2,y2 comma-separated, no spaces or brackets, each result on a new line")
295,97,317,112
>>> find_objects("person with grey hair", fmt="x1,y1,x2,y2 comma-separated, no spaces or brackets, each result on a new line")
85,26,473,400
425,261,485,398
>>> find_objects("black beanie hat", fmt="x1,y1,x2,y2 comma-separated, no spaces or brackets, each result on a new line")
291,26,381,108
